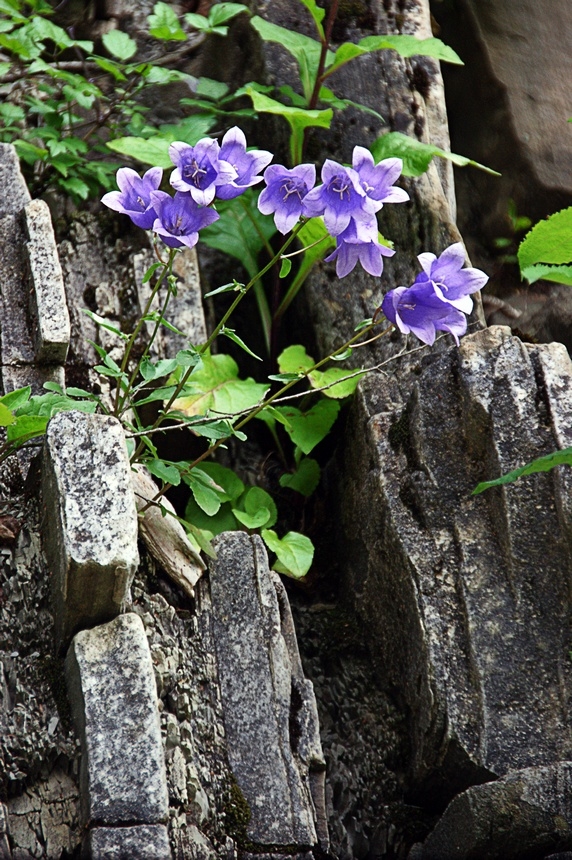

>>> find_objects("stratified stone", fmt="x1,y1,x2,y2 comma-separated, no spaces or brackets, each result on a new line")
421,763,572,860
0,802,10,860
41,411,139,650
334,326,572,806
23,199,71,363
0,143,30,216
66,613,169,827
209,532,323,848
83,824,172,859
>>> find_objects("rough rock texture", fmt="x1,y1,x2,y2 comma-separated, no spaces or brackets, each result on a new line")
420,762,572,860
65,613,169,827
208,532,327,850
23,199,70,364
333,325,572,807
85,824,172,859
41,411,139,650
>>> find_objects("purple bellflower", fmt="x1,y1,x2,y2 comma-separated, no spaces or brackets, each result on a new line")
101,166,163,229
169,138,236,206
258,163,316,233
381,281,467,346
302,159,376,236
352,147,410,208
415,242,489,314
216,126,273,200
150,191,219,249
325,218,395,278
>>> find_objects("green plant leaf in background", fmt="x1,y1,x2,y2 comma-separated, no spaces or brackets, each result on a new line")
246,87,333,163
277,344,364,398
261,528,314,578
273,399,340,455
371,131,498,177
233,486,277,529
279,456,320,496
148,1,186,40
518,207,572,283
324,34,462,79
173,352,270,417
473,447,572,495
101,29,137,61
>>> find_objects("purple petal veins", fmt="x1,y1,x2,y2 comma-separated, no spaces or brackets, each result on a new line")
258,163,316,233
150,190,219,249
101,166,163,229
216,126,273,200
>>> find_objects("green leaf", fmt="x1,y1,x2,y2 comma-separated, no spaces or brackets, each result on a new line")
309,366,365,398
173,352,269,417
195,77,230,100
6,414,49,444
190,461,245,502
102,29,137,61
148,2,186,40
0,402,15,427
0,386,31,412
185,471,223,516
246,86,332,134
220,327,262,360
473,447,572,495
146,458,182,486
279,258,292,278
370,131,498,177
325,33,462,78
209,3,249,26
520,263,572,287
200,189,276,280
184,495,238,535
233,486,277,529
279,457,320,496
106,136,173,168
273,399,340,454
261,528,314,578
298,0,325,38
278,344,313,374
518,207,572,273
59,177,90,199
92,56,127,81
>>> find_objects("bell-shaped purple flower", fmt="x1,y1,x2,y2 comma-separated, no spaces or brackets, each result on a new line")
215,126,273,200
324,218,395,278
381,281,467,346
101,166,163,229
415,242,489,314
150,190,219,249
352,147,410,209
302,159,376,236
258,163,316,233
169,138,236,206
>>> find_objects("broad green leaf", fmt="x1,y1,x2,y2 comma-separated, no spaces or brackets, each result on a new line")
246,87,332,134
370,131,498,177
274,399,340,454
208,3,249,27
234,486,277,529
0,386,31,411
473,447,572,495
146,458,181,486
93,56,127,81
278,344,313,374
185,13,211,31
190,462,245,502
261,528,314,578
195,77,230,100
173,352,269,417
106,136,172,167
6,414,49,444
184,495,238,535
520,264,572,287
309,366,365,398
200,189,276,280
518,207,572,272
250,15,329,75
325,34,462,77
0,403,15,427
279,457,320,496
318,86,384,121
102,29,137,61
185,471,222,516
59,177,90,199
148,2,186,40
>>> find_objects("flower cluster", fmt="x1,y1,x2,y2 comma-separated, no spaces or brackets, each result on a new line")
101,126,272,249
381,243,489,345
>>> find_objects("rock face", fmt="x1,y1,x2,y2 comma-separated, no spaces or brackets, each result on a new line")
331,326,572,852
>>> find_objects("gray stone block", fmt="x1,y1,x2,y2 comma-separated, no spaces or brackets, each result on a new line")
41,410,139,649
209,532,322,848
23,199,71,363
0,143,31,216
66,613,169,827
421,763,572,860
84,824,171,859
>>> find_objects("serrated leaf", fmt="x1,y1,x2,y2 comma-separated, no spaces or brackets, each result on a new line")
279,457,320,497
370,131,498,177
518,207,572,273
473,447,572,495
148,1,186,40
173,352,269,417
273,399,340,454
261,528,314,578
520,263,572,287
102,29,137,61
